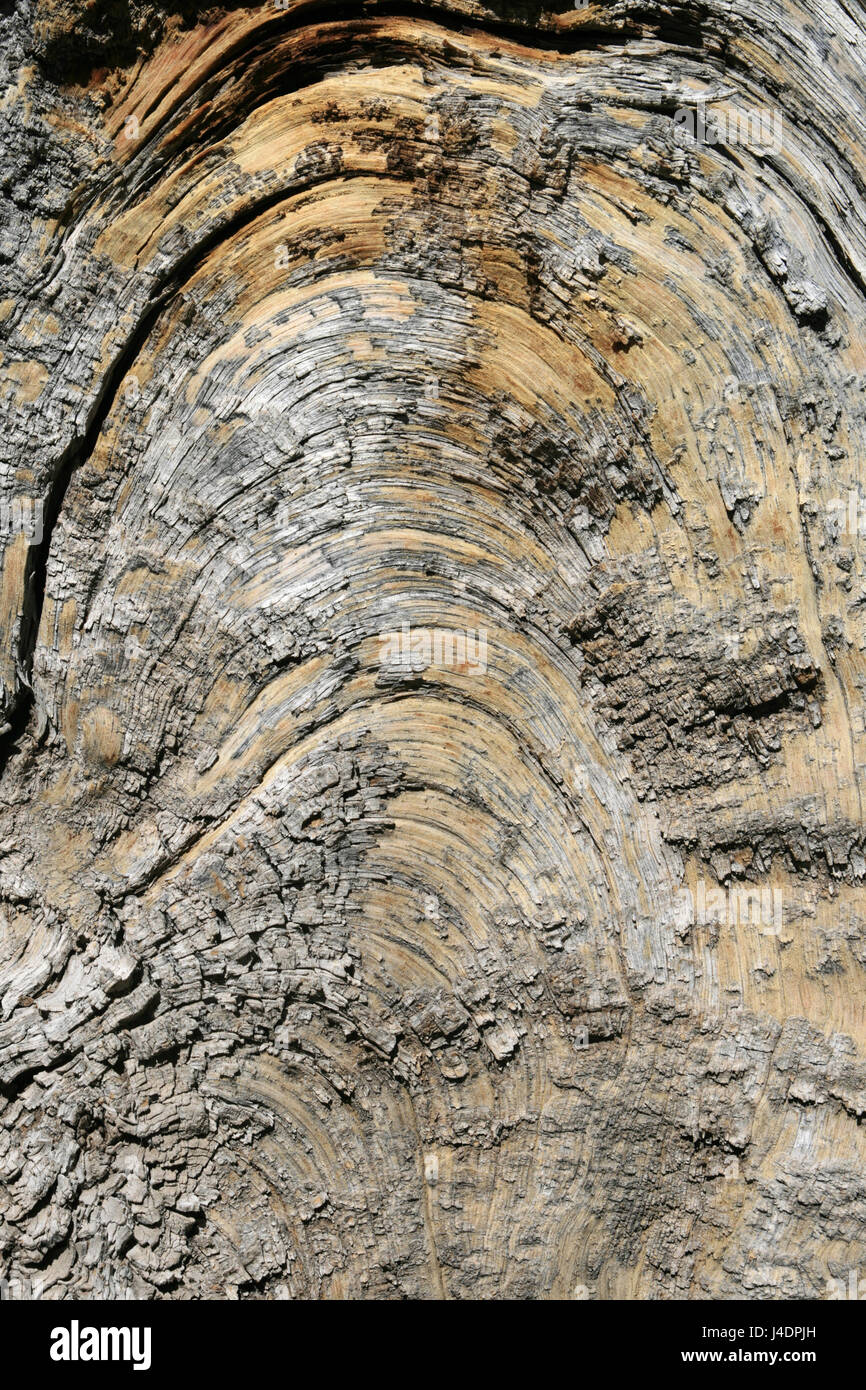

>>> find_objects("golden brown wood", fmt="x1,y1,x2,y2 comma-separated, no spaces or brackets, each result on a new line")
1,0,865,1299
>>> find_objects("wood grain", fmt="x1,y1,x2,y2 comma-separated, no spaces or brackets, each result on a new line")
1,0,866,1299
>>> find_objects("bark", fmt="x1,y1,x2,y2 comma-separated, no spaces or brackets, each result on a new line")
1,0,865,1300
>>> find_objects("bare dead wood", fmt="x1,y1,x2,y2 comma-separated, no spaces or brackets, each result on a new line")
0,0,865,1299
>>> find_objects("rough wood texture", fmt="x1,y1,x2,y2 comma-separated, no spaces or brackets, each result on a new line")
1,0,866,1300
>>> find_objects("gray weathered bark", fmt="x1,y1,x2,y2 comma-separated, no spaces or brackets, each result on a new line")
1,0,866,1299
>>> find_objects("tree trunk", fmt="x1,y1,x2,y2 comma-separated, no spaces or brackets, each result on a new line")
1,0,865,1300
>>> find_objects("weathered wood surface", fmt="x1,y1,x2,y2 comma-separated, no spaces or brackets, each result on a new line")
1,0,866,1299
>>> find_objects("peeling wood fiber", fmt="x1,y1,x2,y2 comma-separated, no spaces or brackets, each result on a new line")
1,0,866,1300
